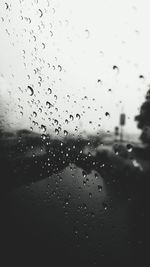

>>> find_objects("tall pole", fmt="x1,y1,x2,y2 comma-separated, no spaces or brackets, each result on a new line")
120,124,123,142
120,106,125,143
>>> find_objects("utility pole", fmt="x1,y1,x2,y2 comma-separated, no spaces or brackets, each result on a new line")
119,113,126,142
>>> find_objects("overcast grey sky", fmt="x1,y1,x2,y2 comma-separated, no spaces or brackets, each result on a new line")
0,0,150,136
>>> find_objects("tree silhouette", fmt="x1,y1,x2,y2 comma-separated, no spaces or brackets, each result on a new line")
135,88,150,144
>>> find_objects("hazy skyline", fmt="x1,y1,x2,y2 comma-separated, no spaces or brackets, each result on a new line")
0,0,150,136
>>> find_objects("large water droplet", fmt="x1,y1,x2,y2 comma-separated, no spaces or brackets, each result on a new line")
27,86,34,96
46,101,53,108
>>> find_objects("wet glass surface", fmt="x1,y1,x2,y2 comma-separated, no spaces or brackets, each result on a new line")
0,1,150,266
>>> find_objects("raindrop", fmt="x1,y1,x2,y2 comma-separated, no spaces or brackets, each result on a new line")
5,2,9,10
76,113,80,119
41,124,47,132
139,74,144,79
102,202,108,210
55,129,59,135
46,101,53,108
105,112,110,117
113,65,119,73
27,86,34,96
64,198,69,206
33,111,37,117
41,134,47,140
69,115,74,121
82,171,87,178
89,193,92,198
98,185,102,192
95,173,98,179
58,65,62,71
38,9,43,18
54,119,58,125
50,31,53,37
64,130,68,136
126,144,133,152
42,43,45,49
48,88,52,94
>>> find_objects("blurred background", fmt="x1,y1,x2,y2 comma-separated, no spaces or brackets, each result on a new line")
0,1,150,266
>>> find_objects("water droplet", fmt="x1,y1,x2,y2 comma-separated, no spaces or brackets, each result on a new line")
50,31,53,37
98,185,102,192
95,173,98,179
42,43,45,49
38,9,43,18
69,115,74,121
46,101,53,108
5,2,9,10
41,124,47,132
82,171,87,178
64,130,68,136
55,128,59,135
41,134,47,140
113,65,119,72
76,113,80,119
54,119,58,125
139,74,144,79
102,202,108,210
58,65,62,71
48,88,52,94
27,86,34,96
105,112,110,117
126,144,133,152
64,198,69,206
33,111,37,117
89,193,92,198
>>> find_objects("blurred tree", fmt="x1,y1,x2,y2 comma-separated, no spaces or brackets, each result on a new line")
135,88,150,144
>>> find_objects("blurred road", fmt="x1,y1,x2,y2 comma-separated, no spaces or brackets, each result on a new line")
0,136,149,266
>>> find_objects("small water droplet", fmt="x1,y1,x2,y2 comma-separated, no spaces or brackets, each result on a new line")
98,185,102,192
82,171,87,178
55,128,59,135
41,124,47,132
69,115,74,121
102,202,108,210
64,130,68,136
126,144,133,152
139,74,144,79
33,111,37,117
89,193,92,198
76,113,80,119
38,9,43,18
46,101,53,108
105,112,110,117
41,134,47,140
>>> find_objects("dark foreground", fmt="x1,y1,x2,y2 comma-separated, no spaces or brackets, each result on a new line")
0,133,149,266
